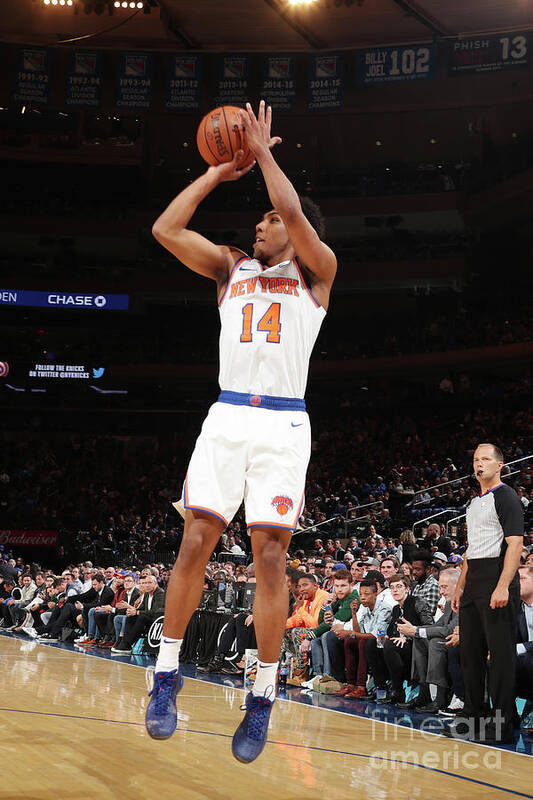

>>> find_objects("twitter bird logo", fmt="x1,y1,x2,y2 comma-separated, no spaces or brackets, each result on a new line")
93,367,105,379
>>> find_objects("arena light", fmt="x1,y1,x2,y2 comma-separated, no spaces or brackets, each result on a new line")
288,0,319,5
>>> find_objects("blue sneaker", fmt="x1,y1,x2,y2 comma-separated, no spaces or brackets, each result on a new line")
232,691,274,763
145,669,183,740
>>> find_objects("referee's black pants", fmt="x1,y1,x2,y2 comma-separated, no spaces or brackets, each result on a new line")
459,557,519,733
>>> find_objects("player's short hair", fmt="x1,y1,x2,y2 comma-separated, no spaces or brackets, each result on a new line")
476,442,504,462
299,195,326,240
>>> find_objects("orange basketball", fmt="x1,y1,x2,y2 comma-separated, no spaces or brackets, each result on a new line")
196,105,254,168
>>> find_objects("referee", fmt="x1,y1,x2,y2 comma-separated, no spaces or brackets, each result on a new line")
449,443,524,744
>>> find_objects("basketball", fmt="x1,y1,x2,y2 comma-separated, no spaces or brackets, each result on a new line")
196,105,254,168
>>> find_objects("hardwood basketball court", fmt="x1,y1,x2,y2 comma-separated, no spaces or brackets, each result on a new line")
1,634,531,800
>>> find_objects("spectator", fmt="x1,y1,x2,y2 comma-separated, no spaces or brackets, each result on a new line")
397,530,418,565
516,566,533,705
398,567,461,712
366,573,434,705
297,569,359,684
111,574,165,655
283,574,330,682
329,579,394,698
379,557,400,585
410,551,441,616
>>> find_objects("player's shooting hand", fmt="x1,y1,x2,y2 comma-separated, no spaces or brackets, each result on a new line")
240,100,282,159
208,150,256,183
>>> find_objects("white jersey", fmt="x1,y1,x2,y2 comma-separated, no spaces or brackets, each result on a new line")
218,256,326,398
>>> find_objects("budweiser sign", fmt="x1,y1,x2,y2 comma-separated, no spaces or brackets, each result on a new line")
0,530,58,547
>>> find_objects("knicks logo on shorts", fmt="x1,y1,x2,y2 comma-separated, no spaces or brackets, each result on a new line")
272,495,294,516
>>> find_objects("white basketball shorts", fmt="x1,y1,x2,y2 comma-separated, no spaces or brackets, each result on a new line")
181,396,310,532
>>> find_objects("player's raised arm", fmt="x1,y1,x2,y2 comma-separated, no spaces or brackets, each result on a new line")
152,152,255,282
241,101,337,288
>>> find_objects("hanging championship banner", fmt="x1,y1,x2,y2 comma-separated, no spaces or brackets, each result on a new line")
261,56,296,112
357,44,436,85
116,52,152,109
214,55,249,107
66,51,102,107
449,33,530,75
14,47,50,105
308,53,343,111
165,54,202,110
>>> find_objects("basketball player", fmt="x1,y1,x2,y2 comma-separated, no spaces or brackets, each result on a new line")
144,101,336,763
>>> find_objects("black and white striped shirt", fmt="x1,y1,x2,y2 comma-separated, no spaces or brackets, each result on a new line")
465,483,524,560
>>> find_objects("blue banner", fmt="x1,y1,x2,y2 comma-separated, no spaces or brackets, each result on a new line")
357,44,436,85
116,52,152,109
66,51,102,107
261,56,296,112
165,54,202,110
449,33,530,75
308,54,343,111
214,55,250,107
14,47,50,105
0,290,129,311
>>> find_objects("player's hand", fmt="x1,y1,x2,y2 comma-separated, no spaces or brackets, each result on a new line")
490,585,509,609
208,150,255,183
240,100,282,159
245,614,253,627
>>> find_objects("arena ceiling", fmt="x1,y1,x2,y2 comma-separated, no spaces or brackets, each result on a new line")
1,0,533,51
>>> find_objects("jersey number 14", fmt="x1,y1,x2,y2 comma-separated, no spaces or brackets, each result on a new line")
240,302,281,344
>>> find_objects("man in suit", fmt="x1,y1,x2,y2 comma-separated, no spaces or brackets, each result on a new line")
112,574,165,655
38,573,114,642
94,573,141,648
516,566,533,700
397,566,461,712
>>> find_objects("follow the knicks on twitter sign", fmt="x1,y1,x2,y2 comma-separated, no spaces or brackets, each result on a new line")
26,364,106,380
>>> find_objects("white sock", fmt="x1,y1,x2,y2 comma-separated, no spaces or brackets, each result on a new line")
252,661,278,698
155,637,183,673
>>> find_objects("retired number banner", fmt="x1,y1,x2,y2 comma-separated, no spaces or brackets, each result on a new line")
357,44,436,84
449,33,530,75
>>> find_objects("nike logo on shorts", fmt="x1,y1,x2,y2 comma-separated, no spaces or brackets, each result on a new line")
291,422,303,427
